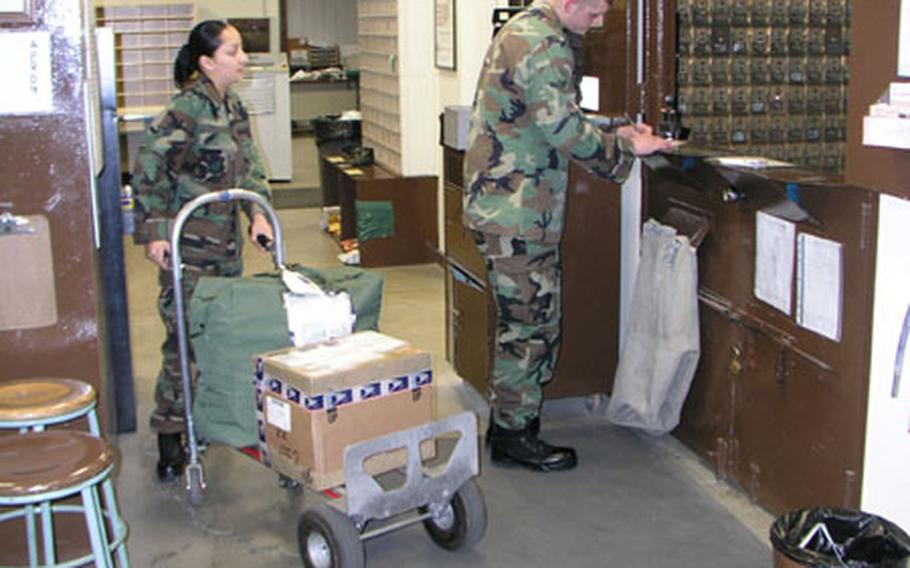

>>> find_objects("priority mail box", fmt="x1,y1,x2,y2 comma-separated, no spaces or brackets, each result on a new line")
253,332,434,490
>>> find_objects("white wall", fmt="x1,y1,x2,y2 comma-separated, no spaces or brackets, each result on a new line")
397,0,502,173
397,0,504,247
397,0,435,176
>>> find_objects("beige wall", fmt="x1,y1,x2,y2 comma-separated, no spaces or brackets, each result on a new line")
409,0,506,249
400,0,505,177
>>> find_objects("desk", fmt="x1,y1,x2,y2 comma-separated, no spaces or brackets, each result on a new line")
326,159,438,267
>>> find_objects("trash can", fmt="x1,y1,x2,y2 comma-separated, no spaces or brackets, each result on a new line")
771,508,910,567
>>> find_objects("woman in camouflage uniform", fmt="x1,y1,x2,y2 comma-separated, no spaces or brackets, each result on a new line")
131,20,274,482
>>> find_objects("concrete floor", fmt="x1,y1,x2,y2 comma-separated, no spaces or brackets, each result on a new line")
112,136,776,567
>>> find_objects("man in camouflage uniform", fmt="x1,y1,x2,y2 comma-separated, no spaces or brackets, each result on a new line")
133,68,272,481
464,0,672,472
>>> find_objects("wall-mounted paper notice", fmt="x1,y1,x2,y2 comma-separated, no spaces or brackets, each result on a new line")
755,211,795,314
0,32,53,114
797,233,843,341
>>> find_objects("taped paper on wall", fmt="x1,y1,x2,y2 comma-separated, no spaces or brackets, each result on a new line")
797,233,843,341
755,211,795,315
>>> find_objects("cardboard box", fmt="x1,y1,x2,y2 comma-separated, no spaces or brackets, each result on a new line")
253,332,434,490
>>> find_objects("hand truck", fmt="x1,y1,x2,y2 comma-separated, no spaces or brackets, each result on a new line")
169,189,487,567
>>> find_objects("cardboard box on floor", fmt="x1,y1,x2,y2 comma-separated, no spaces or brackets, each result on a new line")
254,332,434,490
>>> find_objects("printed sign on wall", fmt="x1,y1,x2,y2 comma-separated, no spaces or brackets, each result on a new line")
0,32,53,114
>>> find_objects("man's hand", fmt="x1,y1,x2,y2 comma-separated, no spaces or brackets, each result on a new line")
616,123,675,156
249,212,274,252
145,240,171,270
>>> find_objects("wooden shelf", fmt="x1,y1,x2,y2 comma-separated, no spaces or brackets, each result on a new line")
96,2,195,115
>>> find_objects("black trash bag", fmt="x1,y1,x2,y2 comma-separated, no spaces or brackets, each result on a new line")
771,508,910,567
311,115,361,145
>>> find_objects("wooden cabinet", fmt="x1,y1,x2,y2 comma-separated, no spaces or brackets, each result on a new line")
447,267,494,397
442,147,494,396
644,153,876,515
442,145,623,400
321,156,438,268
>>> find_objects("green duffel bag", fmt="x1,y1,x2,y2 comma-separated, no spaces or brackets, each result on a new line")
189,265,383,448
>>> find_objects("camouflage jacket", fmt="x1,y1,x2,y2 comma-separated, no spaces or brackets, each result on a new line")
463,1,635,244
131,75,271,248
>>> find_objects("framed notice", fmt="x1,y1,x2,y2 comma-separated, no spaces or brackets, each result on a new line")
0,0,37,24
435,0,456,70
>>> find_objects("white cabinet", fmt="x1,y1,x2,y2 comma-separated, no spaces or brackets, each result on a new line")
235,64,292,181
862,193,910,531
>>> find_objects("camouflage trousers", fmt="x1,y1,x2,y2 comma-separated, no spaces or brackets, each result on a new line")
473,231,562,431
151,256,242,434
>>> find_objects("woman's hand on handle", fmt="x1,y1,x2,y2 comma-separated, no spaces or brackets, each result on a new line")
249,212,274,252
145,240,171,270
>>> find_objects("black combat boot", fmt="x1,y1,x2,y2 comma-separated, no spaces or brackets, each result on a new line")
156,432,185,483
485,413,539,444
488,421,577,472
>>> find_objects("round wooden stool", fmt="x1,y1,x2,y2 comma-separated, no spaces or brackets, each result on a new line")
0,378,99,434
0,378,129,566
0,431,128,567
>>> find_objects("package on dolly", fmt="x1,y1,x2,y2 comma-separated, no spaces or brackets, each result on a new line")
253,331,435,490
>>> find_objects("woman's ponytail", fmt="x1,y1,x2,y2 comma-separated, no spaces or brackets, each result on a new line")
173,43,196,87
172,20,229,88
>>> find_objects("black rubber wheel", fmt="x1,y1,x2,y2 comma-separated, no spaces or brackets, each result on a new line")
421,479,487,551
298,504,364,568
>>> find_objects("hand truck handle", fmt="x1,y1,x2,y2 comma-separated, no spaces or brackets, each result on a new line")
169,189,284,477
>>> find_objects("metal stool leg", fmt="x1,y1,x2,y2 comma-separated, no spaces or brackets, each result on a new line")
41,500,56,565
24,503,37,566
101,477,130,567
86,404,100,436
82,484,114,568
89,405,130,567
